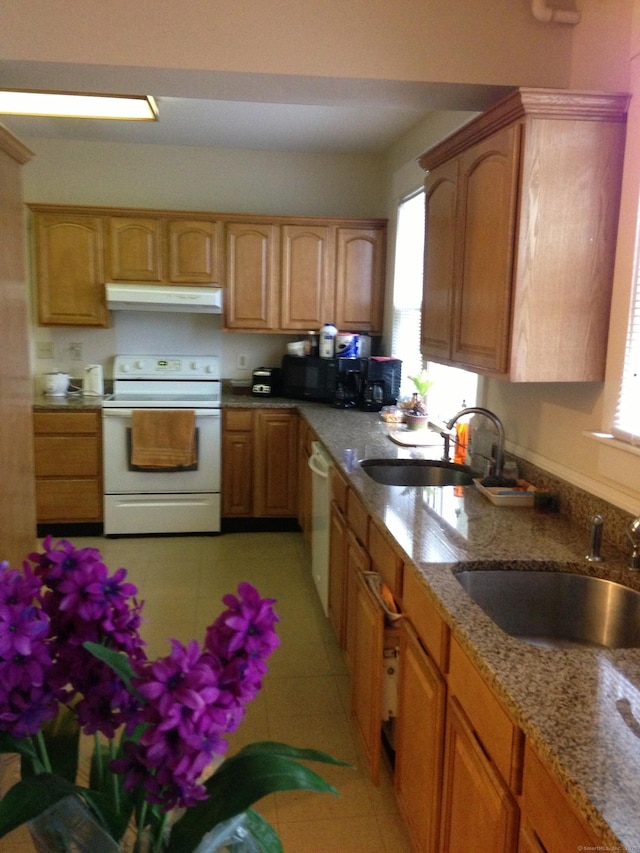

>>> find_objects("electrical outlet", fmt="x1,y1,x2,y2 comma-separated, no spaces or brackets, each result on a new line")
69,342,82,361
36,341,54,359
236,353,249,370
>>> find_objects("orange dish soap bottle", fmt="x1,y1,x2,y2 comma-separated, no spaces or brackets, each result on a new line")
453,401,468,465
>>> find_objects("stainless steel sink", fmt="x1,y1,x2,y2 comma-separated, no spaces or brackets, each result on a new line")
456,569,640,649
360,459,474,487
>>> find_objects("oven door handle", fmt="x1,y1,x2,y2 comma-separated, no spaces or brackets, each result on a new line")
102,409,221,418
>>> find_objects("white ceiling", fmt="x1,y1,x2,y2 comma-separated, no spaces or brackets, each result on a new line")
0,61,511,153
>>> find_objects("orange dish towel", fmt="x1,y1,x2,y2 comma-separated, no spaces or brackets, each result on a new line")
131,410,196,469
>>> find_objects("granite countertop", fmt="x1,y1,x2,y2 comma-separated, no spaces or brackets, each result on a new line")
298,403,640,852
33,392,105,411
30,391,640,847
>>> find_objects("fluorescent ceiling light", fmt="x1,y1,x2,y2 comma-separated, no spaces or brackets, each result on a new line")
0,91,158,120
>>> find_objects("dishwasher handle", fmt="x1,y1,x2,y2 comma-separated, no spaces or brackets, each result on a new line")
308,442,332,478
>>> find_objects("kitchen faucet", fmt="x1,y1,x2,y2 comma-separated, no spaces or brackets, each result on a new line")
444,407,505,478
628,518,640,570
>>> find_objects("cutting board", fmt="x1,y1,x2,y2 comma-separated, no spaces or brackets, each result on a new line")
388,428,442,447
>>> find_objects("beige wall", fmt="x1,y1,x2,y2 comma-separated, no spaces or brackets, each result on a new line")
2,1,573,87
483,0,640,515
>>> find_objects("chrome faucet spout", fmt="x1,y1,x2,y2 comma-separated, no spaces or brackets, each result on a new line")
445,406,505,478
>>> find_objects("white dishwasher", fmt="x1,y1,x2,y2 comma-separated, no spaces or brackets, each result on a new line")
308,441,334,616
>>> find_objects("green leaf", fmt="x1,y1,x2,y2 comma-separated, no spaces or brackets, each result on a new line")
0,774,78,837
83,641,137,695
81,786,134,843
167,743,349,853
235,740,351,767
0,732,41,768
39,705,80,783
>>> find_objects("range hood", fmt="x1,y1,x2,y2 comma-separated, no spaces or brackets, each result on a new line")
106,283,223,314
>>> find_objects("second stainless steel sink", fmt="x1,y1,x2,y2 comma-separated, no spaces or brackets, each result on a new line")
360,459,474,487
455,568,640,649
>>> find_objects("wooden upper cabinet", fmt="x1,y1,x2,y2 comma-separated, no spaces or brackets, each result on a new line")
168,219,222,284
280,223,332,331
225,222,279,330
453,125,520,373
34,213,108,327
419,88,629,382
108,216,163,282
421,160,458,361
335,226,385,332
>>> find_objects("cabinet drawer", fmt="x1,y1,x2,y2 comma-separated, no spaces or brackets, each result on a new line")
224,409,254,431
34,411,99,435
34,436,100,477
330,466,349,514
448,636,523,791
36,479,102,522
521,741,602,851
368,520,403,600
402,566,449,672
346,488,369,547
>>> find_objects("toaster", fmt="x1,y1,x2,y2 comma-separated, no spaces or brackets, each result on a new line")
252,367,282,397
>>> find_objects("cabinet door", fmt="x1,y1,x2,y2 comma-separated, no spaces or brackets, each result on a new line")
328,501,348,646
422,160,458,361
439,697,519,853
351,568,385,784
281,224,332,331
297,417,313,545
33,411,102,523
254,410,298,516
222,409,254,517
225,222,279,329
452,125,520,373
108,217,163,282
34,214,107,327
344,528,370,671
395,620,446,853
168,219,222,284
335,227,385,332
520,741,603,852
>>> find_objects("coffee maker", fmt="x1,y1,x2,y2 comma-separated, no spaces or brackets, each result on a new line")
332,359,362,408
360,379,384,412
361,357,402,406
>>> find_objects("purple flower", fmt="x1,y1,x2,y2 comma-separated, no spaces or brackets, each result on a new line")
22,537,148,738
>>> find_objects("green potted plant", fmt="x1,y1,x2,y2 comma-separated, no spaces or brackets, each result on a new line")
404,370,433,430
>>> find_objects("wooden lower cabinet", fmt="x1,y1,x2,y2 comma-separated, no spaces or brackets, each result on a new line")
297,417,314,545
221,409,253,516
395,620,446,853
33,410,102,523
222,408,298,518
440,697,520,853
328,500,348,645
254,410,298,516
350,568,400,785
519,741,603,853
344,528,370,671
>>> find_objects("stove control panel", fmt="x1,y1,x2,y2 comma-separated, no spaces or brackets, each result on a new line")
113,355,220,381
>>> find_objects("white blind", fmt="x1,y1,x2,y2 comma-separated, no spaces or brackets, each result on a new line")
391,191,424,394
612,222,640,446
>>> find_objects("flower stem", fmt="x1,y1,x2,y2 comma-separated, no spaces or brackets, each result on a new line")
109,739,120,814
94,732,104,788
35,731,52,774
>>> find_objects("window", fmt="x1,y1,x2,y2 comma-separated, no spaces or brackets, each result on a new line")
612,218,640,446
391,190,423,393
391,190,477,421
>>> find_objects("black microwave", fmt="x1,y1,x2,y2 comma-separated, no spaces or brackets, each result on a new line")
280,355,340,402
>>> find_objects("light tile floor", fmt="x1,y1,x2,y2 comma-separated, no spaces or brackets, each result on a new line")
2,531,412,852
